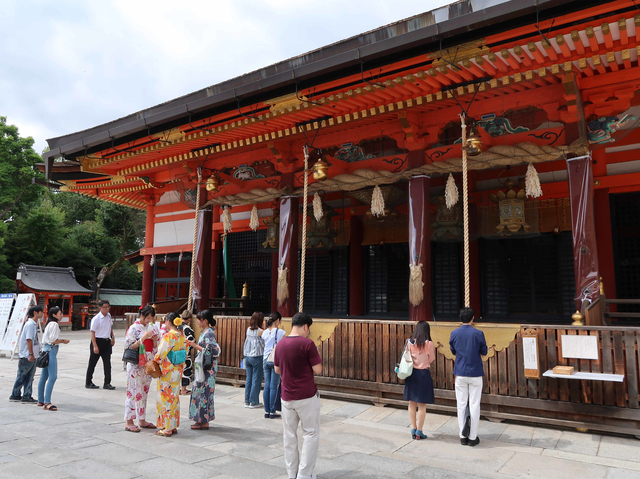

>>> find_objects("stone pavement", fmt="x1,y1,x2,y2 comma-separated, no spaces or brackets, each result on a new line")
1,330,639,479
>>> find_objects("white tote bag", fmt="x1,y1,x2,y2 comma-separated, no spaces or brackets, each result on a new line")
395,340,414,380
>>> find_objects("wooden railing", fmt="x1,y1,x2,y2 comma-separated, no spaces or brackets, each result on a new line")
584,298,603,326
213,317,640,436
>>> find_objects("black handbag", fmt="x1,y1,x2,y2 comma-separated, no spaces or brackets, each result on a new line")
122,346,139,364
35,348,49,368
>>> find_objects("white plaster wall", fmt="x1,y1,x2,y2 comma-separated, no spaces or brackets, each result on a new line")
154,219,195,247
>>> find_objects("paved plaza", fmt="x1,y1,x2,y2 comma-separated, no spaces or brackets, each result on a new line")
1,330,639,479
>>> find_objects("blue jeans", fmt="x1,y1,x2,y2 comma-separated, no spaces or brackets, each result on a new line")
244,355,263,405
263,361,281,414
38,345,59,404
11,357,37,399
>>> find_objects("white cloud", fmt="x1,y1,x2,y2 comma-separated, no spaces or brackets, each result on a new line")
1,0,450,153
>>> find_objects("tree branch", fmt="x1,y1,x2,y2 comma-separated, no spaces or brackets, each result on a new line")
0,186,27,220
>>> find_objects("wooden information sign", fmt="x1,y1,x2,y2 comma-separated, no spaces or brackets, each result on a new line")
522,328,540,379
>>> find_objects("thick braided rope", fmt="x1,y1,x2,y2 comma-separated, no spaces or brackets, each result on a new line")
299,147,309,312
187,168,202,312
460,113,470,308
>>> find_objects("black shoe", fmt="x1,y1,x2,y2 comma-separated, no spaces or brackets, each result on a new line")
460,437,469,446
264,413,270,419
9,396,21,402
468,437,480,447
21,397,37,404
269,413,281,419
85,383,99,389
103,384,116,390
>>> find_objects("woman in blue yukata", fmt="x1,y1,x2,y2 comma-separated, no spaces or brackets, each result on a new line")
188,309,220,430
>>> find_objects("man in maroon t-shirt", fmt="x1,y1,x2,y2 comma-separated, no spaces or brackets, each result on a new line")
274,312,322,479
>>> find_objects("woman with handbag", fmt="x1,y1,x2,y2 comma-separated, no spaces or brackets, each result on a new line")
404,321,436,440
178,310,196,396
262,312,285,419
37,307,70,411
187,309,220,430
123,305,160,432
243,312,265,408
154,312,187,437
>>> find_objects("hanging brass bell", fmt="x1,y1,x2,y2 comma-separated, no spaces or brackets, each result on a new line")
205,175,219,192
466,131,483,157
312,159,329,181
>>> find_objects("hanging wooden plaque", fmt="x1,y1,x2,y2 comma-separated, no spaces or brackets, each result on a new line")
522,328,540,379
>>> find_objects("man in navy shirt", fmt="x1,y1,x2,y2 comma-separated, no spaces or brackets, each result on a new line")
449,307,487,447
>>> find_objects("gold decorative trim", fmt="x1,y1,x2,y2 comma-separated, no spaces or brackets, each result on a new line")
430,322,521,361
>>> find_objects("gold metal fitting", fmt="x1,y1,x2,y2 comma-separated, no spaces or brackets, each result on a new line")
571,310,585,326
205,175,219,192
466,131,483,157
312,159,329,181
242,282,249,298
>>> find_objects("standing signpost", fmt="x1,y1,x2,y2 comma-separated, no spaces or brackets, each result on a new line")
0,293,36,360
0,293,15,347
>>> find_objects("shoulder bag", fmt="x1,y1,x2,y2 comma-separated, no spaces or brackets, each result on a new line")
394,340,414,380
145,359,162,378
265,329,281,366
122,346,139,364
35,346,50,368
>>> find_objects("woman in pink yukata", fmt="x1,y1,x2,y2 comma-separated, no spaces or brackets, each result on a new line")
123,305,161,432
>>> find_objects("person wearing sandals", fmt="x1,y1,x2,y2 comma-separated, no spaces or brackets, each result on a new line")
262,311,285,419
37,307,70,411
404,321,436,440
123,305,161,432
187,309,220,430
243,311,265,409
154,312,187,437
178,309,196,396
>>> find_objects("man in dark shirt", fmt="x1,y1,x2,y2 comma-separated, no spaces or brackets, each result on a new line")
449,307,488,447
274,312,322,479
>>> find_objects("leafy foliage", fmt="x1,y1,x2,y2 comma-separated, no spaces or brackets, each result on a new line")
0,117,145,292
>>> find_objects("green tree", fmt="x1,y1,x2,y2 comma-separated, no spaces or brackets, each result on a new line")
0,117,43,220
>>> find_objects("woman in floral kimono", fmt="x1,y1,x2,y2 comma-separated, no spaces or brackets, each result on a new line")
188,309,220,430
123,305,161,432
154,312,187,437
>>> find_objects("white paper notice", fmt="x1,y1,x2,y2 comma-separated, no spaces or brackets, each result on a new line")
561,335,599,360
0,294,15,344
0,294,35,352
523,337,538,370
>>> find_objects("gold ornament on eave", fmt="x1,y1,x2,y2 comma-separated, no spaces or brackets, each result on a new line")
312,158,329,181
205,175,219,192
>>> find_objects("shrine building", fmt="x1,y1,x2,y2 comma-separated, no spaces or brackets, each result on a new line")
43,0,640,435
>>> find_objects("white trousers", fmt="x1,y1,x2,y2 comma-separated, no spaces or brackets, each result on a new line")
281,392,321,479
455,376,483,440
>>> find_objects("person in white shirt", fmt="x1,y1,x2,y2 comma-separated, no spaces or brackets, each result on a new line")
9,305,43,404
37,306,70,410
85,300,116,390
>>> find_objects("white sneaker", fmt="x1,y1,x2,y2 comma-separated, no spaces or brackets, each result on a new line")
248,403,263,409
244,403,250,408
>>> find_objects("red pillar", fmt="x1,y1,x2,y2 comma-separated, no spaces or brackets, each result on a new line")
408,175,432,322
141,201,155,307
277,196,299,317
567,155,601,310
209,207,220,301
349,216,364,316
594,189,616,299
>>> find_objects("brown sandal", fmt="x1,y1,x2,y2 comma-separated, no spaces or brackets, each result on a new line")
155,429,172,437
125,426,140,433
43,404,57,411
191,423,209,430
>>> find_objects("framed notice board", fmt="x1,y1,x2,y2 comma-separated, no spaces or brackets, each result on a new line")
522,328,540,379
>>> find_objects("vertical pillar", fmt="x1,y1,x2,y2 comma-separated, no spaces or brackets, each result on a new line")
594,189,616,299
567,155,601,310
349,216,364,316
277,196,299,317
194,186,212,312
408,176,433,322
141,200,155,307
209,206,220,301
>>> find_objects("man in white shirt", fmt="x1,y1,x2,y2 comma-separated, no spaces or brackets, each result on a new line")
85,300,116,390
9,306,43,403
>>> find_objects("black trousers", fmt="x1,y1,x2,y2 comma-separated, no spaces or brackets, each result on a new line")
86,338,112,386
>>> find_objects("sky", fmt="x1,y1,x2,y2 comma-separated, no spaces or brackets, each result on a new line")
1,0,451,154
